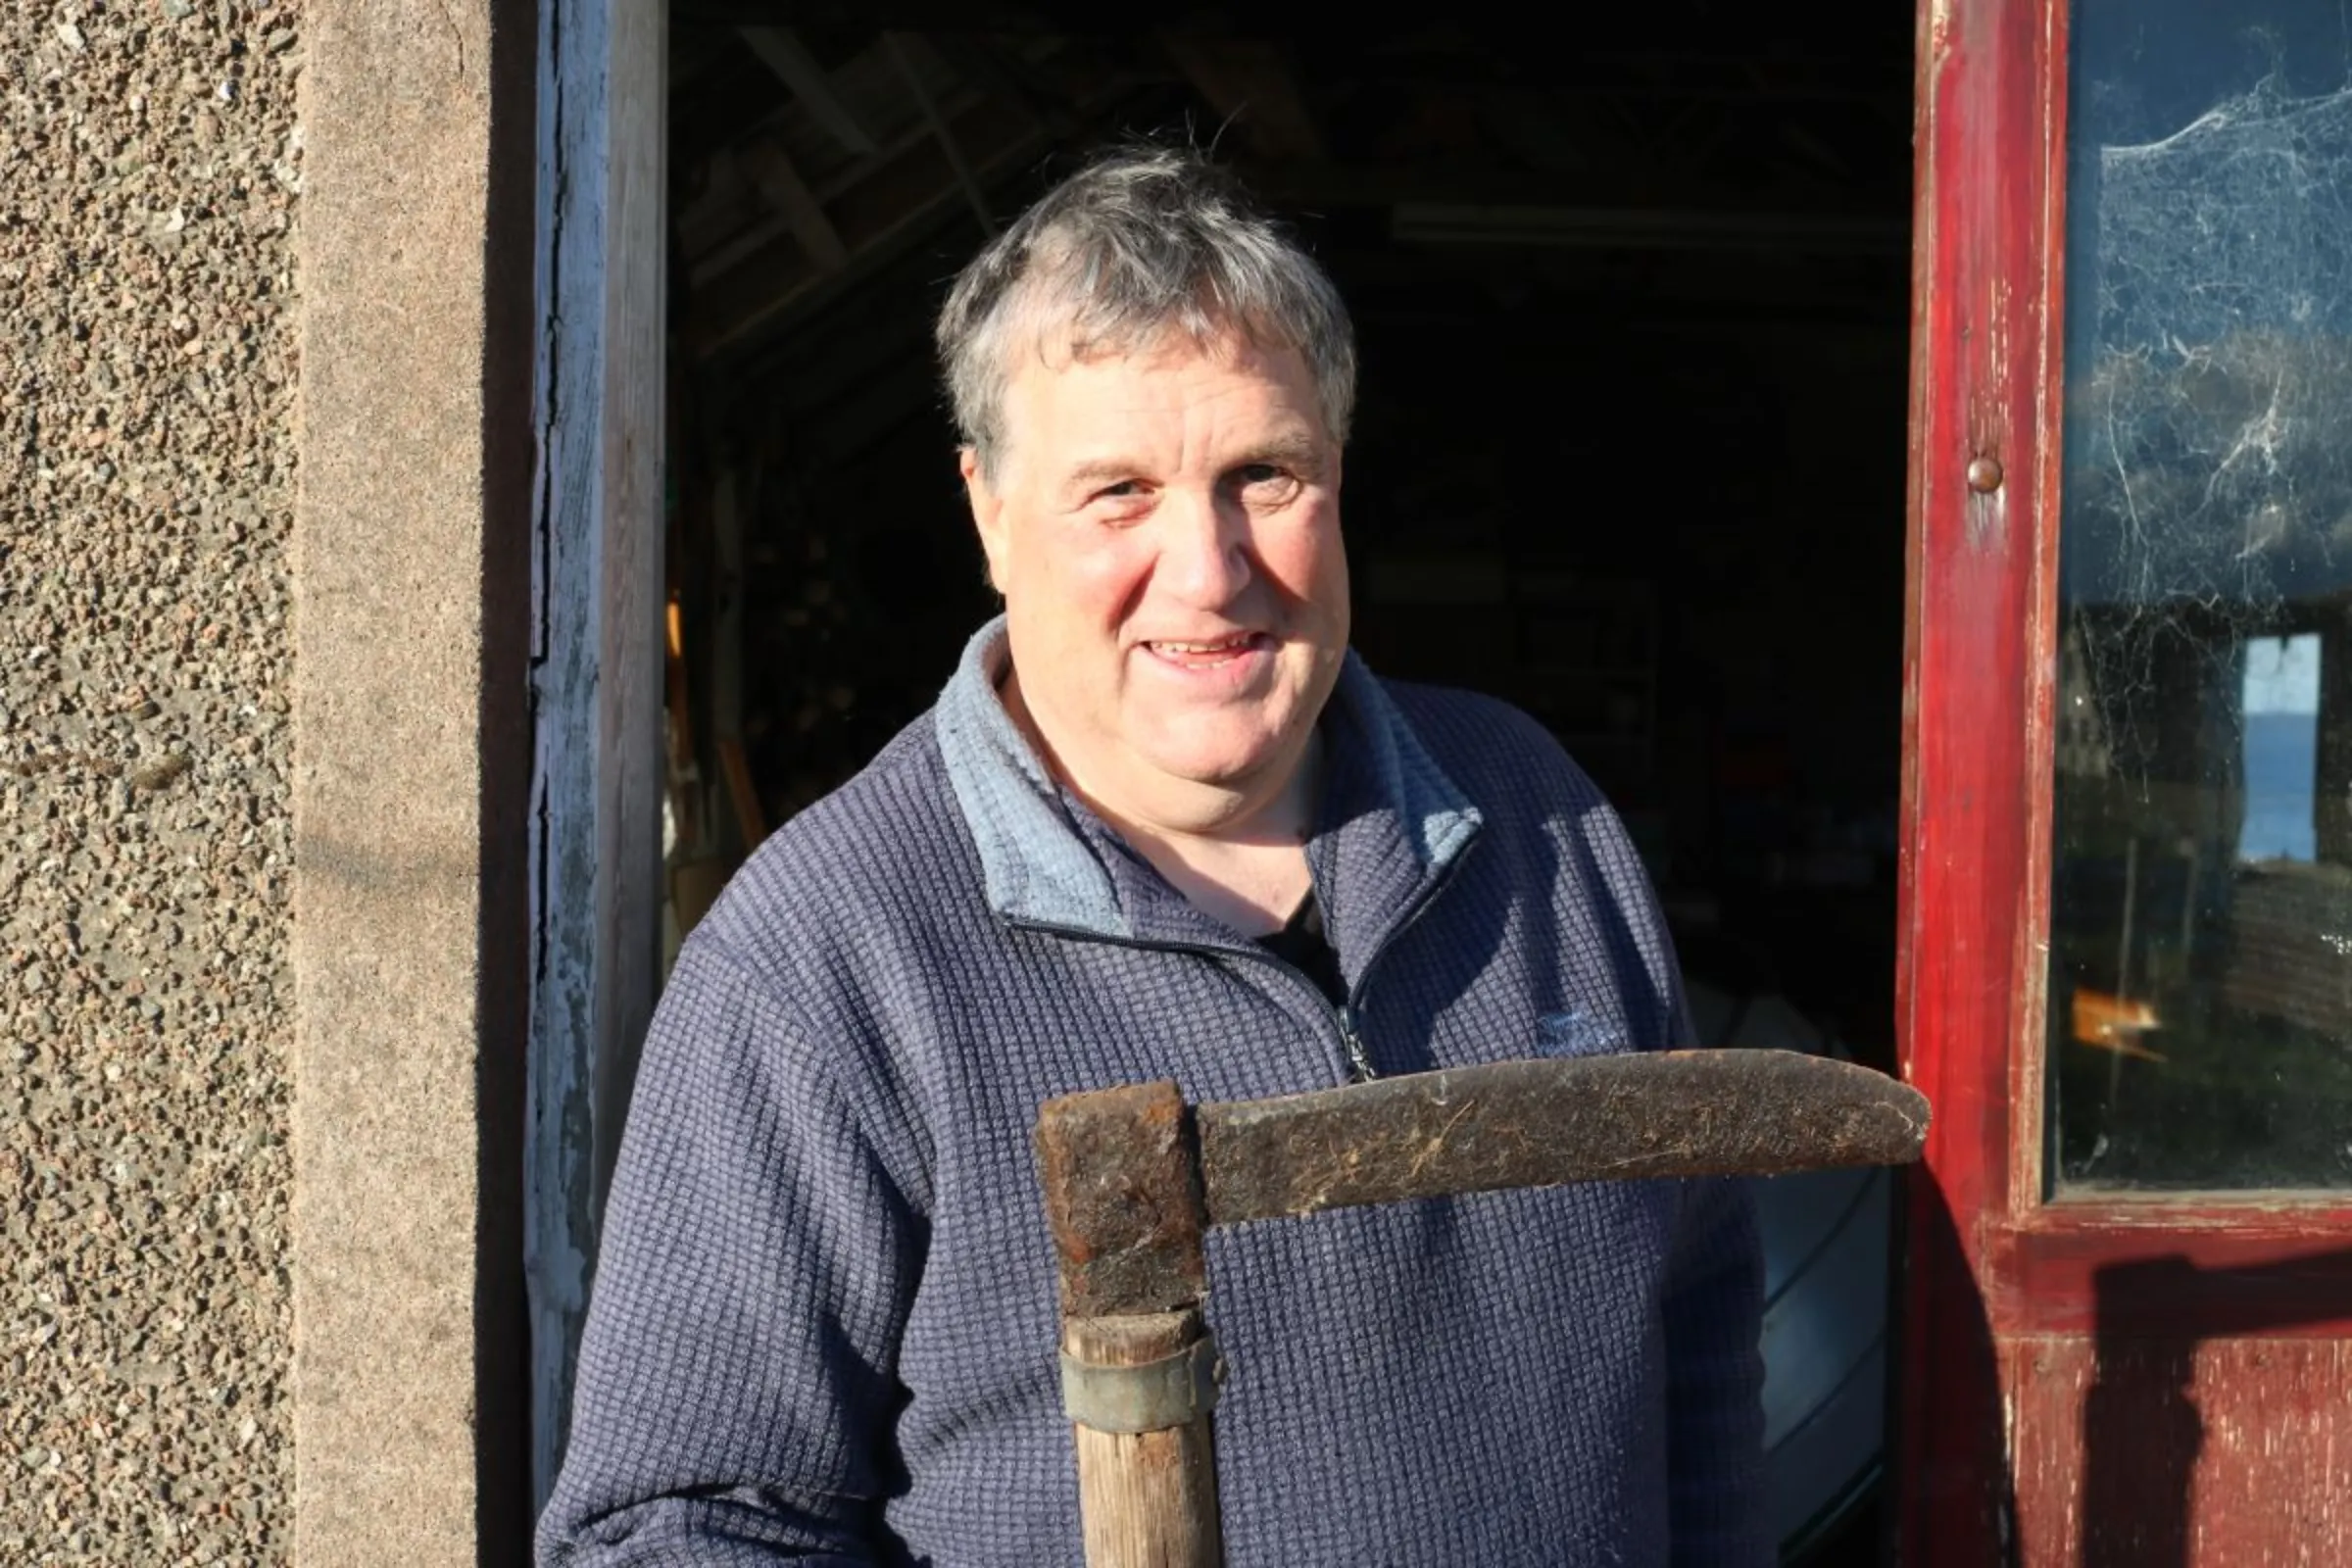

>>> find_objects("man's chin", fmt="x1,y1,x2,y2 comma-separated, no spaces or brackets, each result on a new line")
1138,735,1295,796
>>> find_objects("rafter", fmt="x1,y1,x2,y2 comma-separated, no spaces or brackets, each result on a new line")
739,25,880,156
739,136,850,271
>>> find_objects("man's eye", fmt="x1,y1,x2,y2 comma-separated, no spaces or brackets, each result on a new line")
1094,479,1147,501
1234,464,1301,503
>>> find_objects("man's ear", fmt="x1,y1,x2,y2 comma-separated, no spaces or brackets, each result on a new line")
961,447,1011,595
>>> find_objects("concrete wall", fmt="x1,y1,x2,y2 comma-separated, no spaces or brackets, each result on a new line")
5,1,538,1561
1,0,303,1559
290,0,536,1560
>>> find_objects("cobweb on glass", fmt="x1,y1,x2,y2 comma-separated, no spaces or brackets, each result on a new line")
2062,74,2352,794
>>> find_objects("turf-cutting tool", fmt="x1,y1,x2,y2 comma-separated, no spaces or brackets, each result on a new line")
1033,1050,1931,1567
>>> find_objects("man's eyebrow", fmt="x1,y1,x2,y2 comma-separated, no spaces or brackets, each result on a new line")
1226,432,1326,470
1057,456,1146,490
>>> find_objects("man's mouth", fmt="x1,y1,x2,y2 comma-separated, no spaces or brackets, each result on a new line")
1142,633,1269,666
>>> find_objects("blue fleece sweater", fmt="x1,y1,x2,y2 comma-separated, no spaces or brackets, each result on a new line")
538,620,1767,1565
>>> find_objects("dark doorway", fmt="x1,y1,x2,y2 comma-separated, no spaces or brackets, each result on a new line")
656,6,1914,1558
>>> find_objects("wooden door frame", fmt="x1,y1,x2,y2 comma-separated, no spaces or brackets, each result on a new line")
1897,0,2071,1549
523,0,668,1511
1898,0,2352,1558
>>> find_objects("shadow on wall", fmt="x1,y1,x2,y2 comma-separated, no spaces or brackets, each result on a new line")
1897,1175,2018,1568
2082,1250,2352,1568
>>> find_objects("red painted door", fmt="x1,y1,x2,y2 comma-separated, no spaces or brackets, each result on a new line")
1899,0,2352,1562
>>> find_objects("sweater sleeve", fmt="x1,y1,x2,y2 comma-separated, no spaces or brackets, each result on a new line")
536,936,925,1566
1661,1173,1770,1568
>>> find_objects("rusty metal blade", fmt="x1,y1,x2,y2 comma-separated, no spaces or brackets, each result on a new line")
1194,1050,1929,1227
1036,1080,1211,1319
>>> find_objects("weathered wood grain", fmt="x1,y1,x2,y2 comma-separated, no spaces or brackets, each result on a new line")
1895,0,2069,1557
1064,1310,1225,1568
2010,1334,2352,1566
1198,1052,1929,1225
523,0,666,1508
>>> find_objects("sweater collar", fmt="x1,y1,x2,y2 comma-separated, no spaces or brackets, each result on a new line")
934,615,1482,949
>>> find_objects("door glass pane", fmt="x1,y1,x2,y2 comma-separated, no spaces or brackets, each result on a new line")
2048,0,2352,1193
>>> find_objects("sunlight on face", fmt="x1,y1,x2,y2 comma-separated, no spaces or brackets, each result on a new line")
963,332,1349,833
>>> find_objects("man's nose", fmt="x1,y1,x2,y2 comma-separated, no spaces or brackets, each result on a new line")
1155,489,1253,607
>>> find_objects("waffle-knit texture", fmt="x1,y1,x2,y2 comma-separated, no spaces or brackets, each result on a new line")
539,621,1767,1566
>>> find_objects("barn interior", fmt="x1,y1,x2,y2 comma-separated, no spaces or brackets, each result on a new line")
654,4,1913,1557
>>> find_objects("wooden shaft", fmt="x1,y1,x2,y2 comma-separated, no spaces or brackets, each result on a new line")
1063,1308,1225,1568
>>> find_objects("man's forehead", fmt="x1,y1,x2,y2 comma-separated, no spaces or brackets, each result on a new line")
999,332,1325,453
1018,322,1309,385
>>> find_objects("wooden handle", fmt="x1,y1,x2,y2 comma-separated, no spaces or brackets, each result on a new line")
1064,1309,1225,1568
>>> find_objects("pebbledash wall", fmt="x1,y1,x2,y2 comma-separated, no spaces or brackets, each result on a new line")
4,0,303,1558
4,0,539,1563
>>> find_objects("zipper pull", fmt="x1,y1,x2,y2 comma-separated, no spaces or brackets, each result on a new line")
1337,1005,1377,1082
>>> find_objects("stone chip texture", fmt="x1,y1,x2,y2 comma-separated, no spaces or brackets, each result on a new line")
2,0,299,1560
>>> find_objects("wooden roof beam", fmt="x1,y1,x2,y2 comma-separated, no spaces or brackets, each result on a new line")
885,32,999,237
739,25,880,157
690,93,1042,362
1390,201,1907,255
739,137,850,272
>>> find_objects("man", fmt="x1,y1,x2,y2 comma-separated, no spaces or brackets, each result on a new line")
540,146,1765,1566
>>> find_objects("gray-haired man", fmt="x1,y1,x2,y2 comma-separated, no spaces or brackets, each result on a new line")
539,146,1766,1566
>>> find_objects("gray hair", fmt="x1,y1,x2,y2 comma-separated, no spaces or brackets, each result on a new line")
936,145,1356,473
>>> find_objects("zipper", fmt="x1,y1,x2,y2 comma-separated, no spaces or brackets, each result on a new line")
1324,833,1482,1081
1335,1004,1375,1081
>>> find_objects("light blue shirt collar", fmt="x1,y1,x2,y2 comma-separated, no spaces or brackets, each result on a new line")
933,615,1481,939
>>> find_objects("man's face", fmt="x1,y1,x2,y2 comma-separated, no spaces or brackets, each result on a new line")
963,331,1348,825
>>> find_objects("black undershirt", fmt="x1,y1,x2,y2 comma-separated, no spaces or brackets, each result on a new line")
1254,892,1348,1009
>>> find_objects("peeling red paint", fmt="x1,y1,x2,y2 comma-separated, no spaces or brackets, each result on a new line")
1902,2,2352,1561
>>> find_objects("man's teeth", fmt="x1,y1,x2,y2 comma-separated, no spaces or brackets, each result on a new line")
1153,637,1253,654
